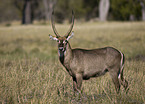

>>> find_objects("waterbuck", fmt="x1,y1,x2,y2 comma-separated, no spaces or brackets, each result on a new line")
49,11,128,94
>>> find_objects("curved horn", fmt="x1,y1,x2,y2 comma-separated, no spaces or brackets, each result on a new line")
51,11,60,37
65,10,75,38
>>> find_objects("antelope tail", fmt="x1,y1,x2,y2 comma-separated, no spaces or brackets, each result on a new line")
118,51,125,79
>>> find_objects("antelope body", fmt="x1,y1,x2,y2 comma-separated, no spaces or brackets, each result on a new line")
49,11,128,94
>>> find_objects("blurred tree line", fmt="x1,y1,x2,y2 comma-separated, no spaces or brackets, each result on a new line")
0,0,144,24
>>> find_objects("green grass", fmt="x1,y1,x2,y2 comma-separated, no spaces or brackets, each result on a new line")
0,22,145,104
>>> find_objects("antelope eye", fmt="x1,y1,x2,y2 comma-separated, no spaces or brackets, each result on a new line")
65,40,67,42
57,40,59,42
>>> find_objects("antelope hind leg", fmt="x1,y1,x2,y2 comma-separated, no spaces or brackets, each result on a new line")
109,70,121,94
119,72,129,93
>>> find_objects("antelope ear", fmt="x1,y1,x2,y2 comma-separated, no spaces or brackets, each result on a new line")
49,34,58,41
66,31,74,41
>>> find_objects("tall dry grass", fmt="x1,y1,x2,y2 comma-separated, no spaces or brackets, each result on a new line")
0,22,145,103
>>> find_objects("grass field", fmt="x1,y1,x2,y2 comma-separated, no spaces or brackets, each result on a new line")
0,22,145,104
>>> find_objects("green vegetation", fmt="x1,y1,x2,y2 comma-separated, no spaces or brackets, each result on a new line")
0,0,144,23
110,0,142,20
0,22,145,103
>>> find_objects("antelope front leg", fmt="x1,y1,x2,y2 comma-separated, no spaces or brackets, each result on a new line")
72,74,83,94
73,79,78,92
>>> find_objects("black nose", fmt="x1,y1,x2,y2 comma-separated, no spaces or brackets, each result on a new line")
59,47,64,51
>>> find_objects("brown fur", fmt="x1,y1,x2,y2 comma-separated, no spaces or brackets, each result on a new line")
49,11,128,94
60,42,128,93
